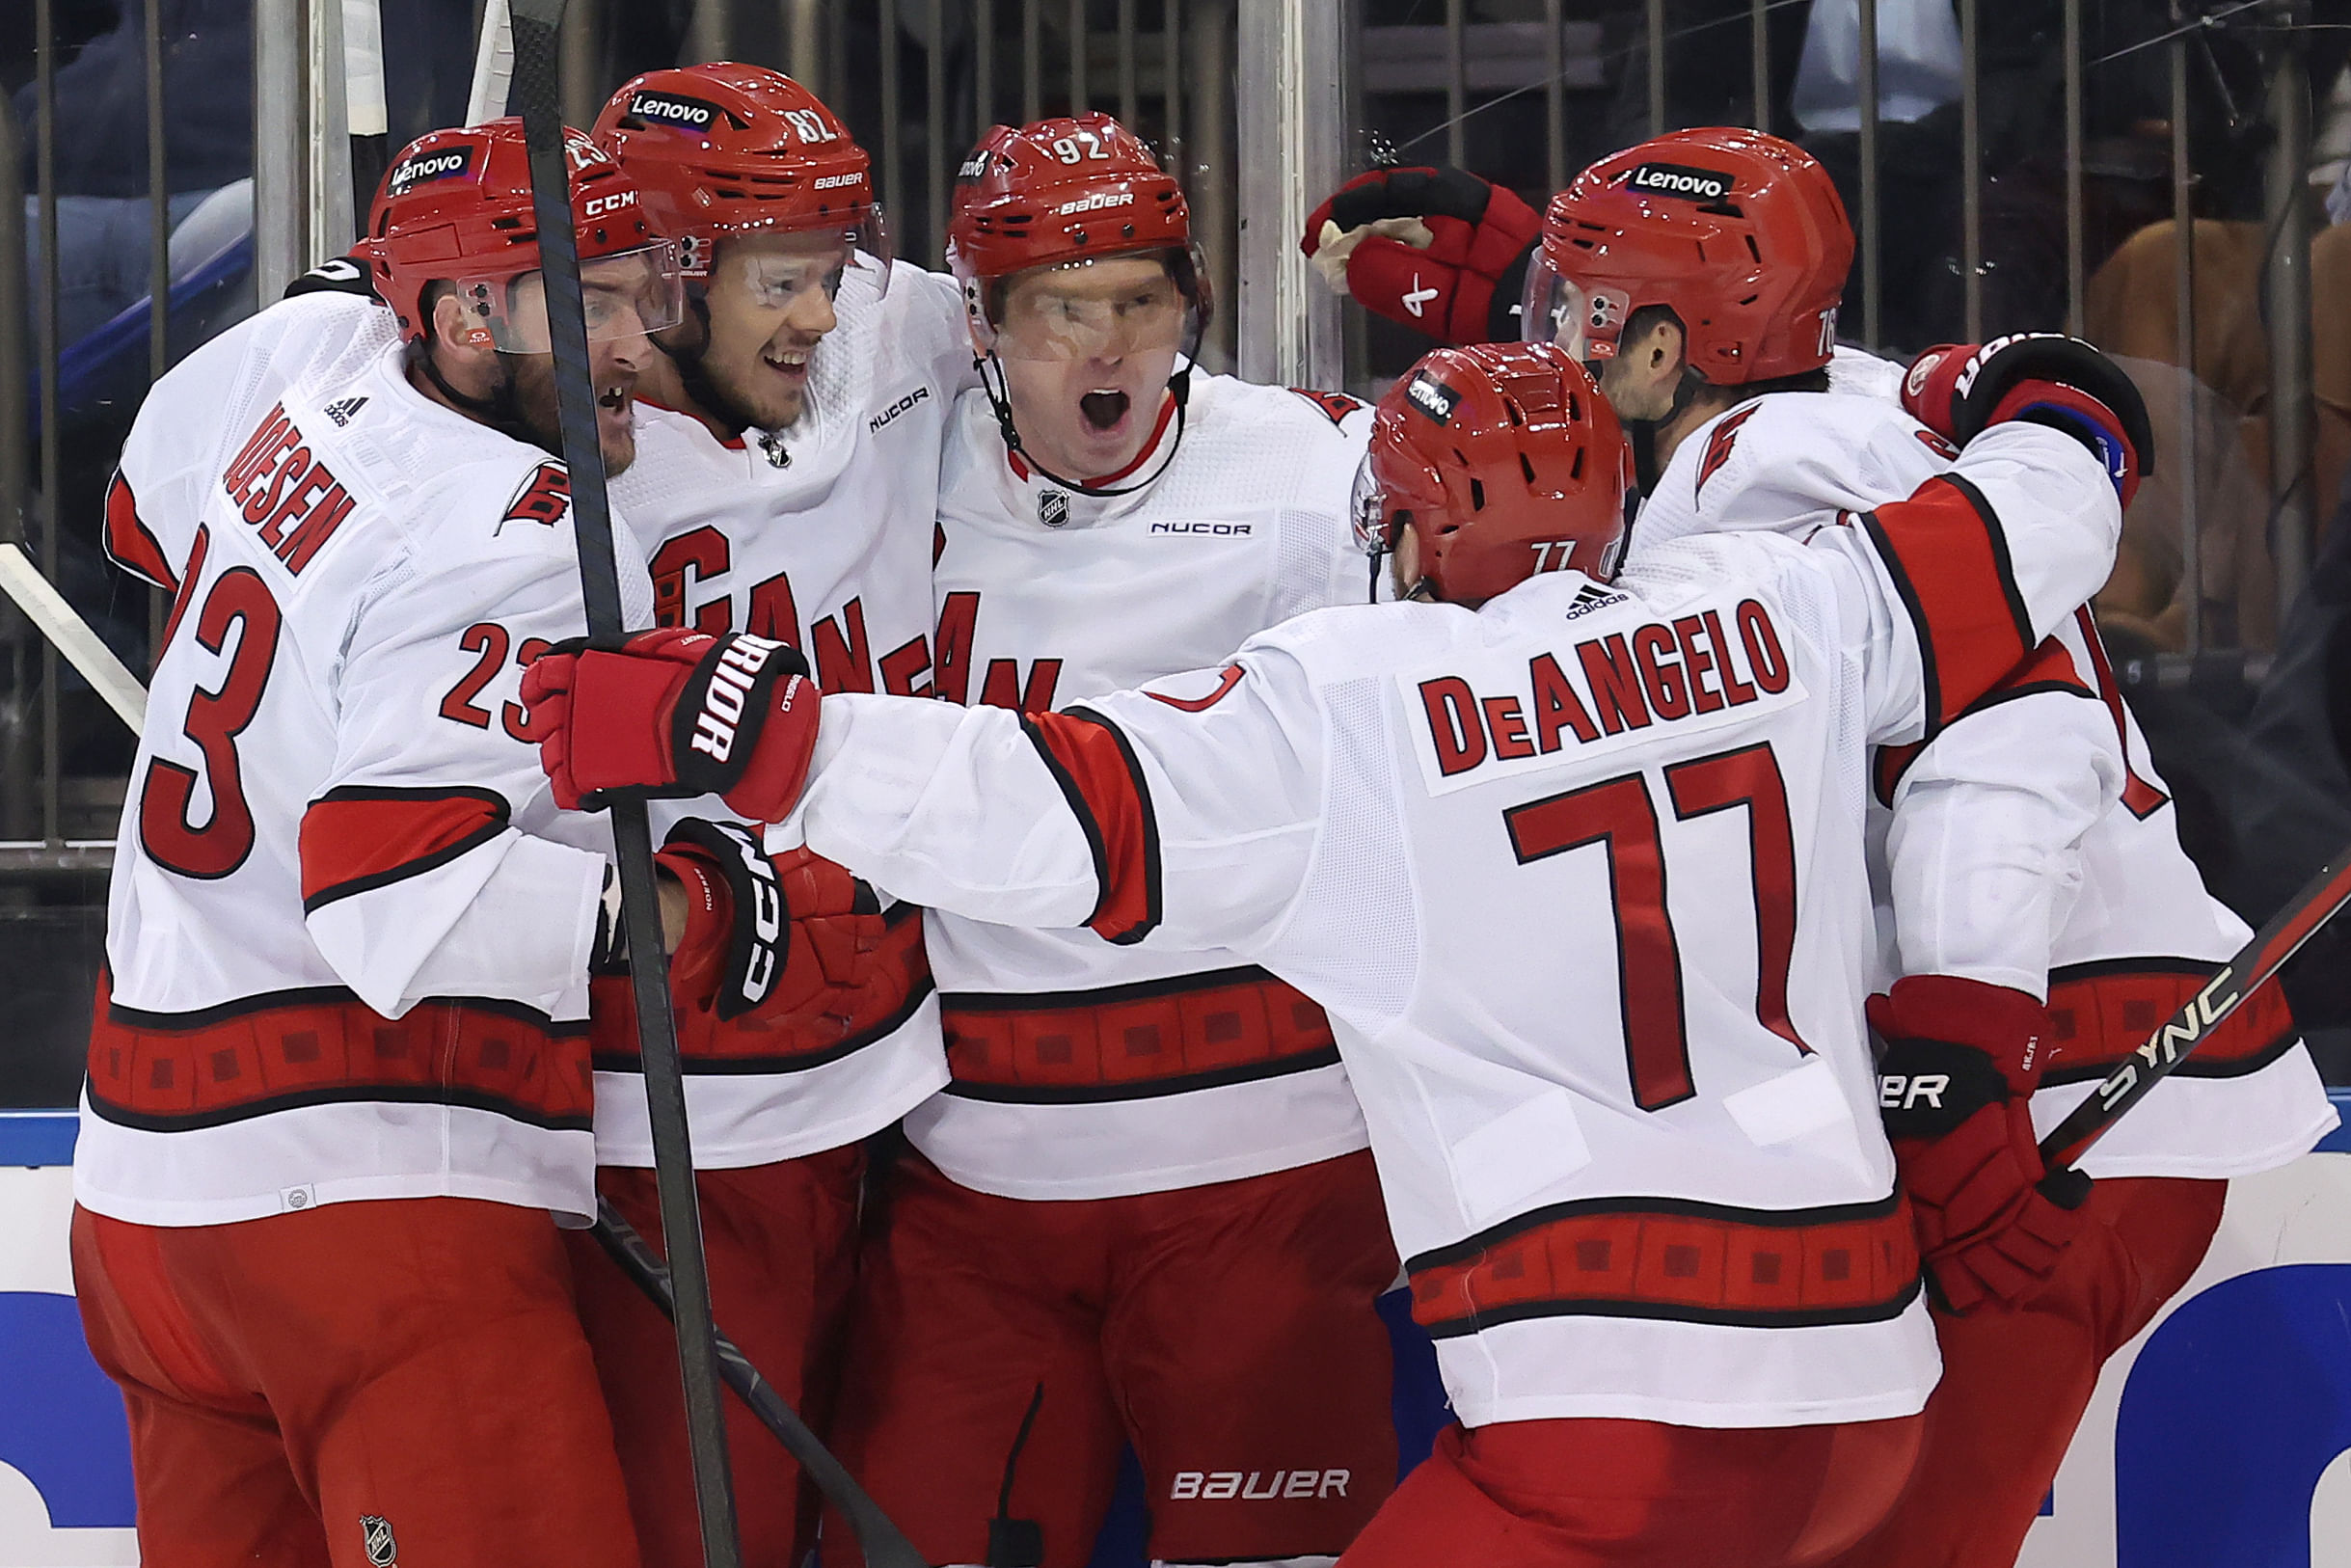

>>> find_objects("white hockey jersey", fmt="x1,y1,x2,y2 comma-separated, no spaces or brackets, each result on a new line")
912,371,1377,1200
593,261,970,1169
787,422,2121,1427
1637,388,2338,1178
83,289,653,1228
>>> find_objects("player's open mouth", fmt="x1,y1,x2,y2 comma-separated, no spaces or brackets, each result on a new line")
764,348,812,384
598,382,630,413
1080,390,1130,432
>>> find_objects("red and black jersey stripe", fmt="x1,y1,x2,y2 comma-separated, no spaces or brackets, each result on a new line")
1021,707,1162,945
1859,473,2037,739
1871,635,2098,805
87,979,593,1133
298,786,513,911
103,470,177,593
2040,958,2301,1085
1407,1189,1922,1336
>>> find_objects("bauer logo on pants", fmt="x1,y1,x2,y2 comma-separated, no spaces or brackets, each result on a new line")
360,1515,397,1566
1169,1469,1351,1500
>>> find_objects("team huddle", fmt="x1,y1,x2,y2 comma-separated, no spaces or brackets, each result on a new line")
72,58,2338,1568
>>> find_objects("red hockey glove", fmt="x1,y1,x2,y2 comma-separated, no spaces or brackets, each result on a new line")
1872,975,2092,1315
657,820,891,1039
654,820,881,1022
521,627,819,824
1300,166,1541,345
1901,334,2153,508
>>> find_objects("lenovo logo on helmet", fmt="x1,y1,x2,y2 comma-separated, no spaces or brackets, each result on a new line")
958,150,993,181
1625,161,1735,203
388,147,473,195
1406,374,1460,424
629,91,718,129
1056,190,1134,215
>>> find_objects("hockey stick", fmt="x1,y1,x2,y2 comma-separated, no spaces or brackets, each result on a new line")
2040,843,2351,1167
0,543,147,731
503,6,742,1565
591,1202,932,1568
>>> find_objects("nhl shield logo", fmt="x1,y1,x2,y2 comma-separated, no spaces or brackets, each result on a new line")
360,1516,397,1567
1039,489,1071,529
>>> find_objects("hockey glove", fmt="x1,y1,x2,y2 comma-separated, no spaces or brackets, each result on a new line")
657,819,892,1031
1872,975,2092,1315
1301,166,1541,346
521,627,820,824
1901,335,2153,508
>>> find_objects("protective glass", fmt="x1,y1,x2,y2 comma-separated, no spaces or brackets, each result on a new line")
984,256,1197,363
1521,249,1630,362
452,239,687,353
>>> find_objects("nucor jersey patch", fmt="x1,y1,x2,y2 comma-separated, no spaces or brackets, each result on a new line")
1400,595,1803,796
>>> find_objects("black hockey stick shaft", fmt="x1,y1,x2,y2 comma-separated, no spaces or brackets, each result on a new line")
504,6,742,1566
592,1203,933,1568
2040,841,2351,1167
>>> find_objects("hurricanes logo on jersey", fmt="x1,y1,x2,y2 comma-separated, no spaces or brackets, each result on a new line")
500,463,571,529
1287,387,1364,428
1695,403,1759,499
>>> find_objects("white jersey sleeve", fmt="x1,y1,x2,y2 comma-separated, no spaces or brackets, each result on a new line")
303,514,610,1022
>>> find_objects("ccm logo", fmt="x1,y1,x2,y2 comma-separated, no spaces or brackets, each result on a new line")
716,824,782,1005
1169,1470,1350,1501
687,635,788,763
584,190,639,217
1149,520,1251,536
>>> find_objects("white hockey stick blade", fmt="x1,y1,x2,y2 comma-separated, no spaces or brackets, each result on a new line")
0,543,148,732
466,0,516,125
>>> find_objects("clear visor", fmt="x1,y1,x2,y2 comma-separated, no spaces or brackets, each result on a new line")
449,240,686,354
1520,249,1630,361
982,256,1197,363
1350,451,1392,557
694,206,893,301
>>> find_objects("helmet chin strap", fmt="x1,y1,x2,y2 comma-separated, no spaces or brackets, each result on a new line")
413,340,540,451
978,313,1204,500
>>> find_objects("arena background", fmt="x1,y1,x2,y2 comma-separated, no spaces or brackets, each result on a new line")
7,3,2351,1561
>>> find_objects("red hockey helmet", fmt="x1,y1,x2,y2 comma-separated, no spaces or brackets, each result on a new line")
360,118,683,350
947,113,1205,357
591,64,889,289
1355,341,1634,606
1524,127,1852,384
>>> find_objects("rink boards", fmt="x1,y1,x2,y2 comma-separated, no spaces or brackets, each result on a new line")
5,1102,2350,1568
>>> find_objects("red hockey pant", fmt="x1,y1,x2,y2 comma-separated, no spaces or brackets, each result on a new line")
1338,1412,1925,1567
1821,1175,2226,1568
70,1197,639,1568
563,1149,864,1568
827,1149,1401,1568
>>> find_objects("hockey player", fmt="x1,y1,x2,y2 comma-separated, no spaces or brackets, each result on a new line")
1311,127,2338,1565
70,120,684,1568
518,338,2137,1567
582,65,968,1567
821,114,1397,1568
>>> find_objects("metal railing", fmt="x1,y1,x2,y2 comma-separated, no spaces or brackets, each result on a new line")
3,0,2337,866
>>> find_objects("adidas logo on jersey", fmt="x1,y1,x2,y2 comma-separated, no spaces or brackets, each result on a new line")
1169,1470,1351,1501
1560,583,1625,620
323,396,368,427
1149,521,1252,536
